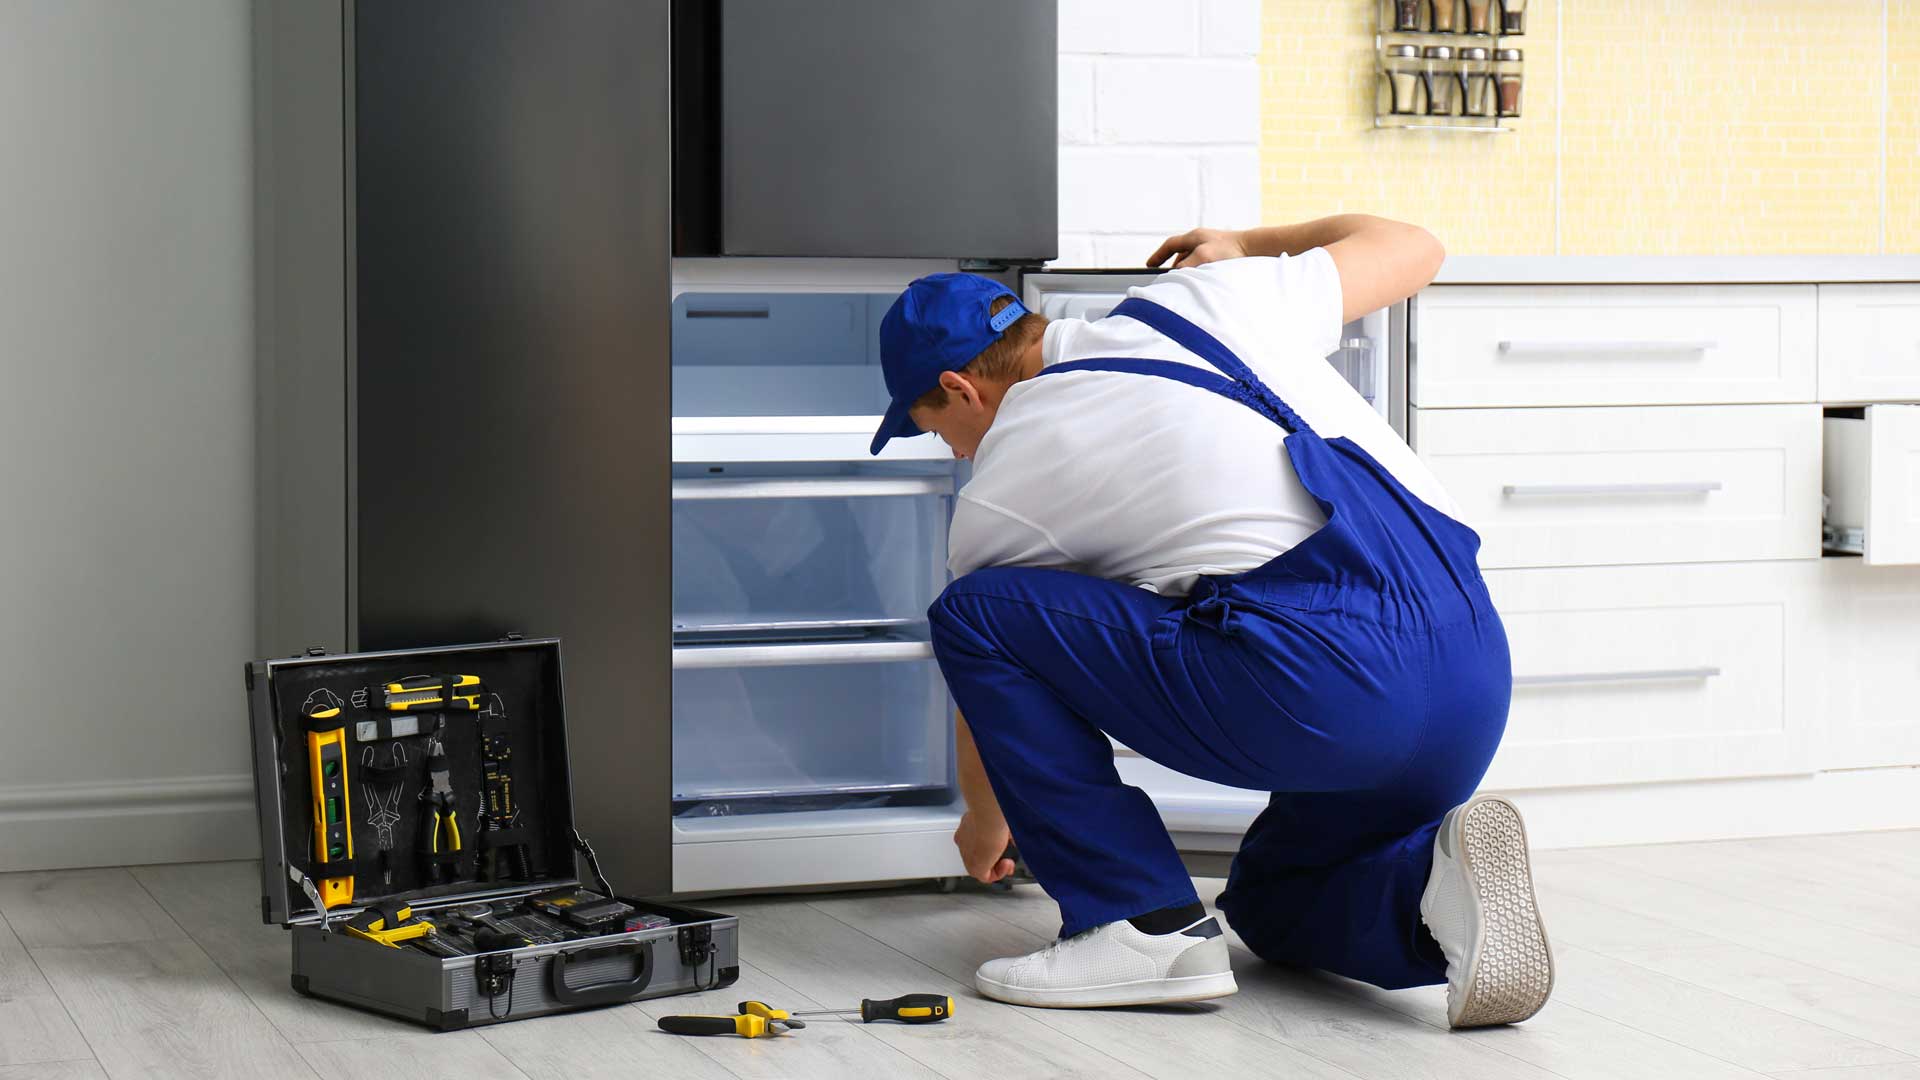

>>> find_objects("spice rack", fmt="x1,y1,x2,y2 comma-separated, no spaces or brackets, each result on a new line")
1374,0,1526,132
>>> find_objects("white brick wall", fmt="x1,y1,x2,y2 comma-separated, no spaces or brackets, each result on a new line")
1055,0,1262,267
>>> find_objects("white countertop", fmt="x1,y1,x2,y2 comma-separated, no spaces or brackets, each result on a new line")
1433,256,1920,285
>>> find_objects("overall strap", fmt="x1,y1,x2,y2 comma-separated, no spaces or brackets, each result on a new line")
1109,298,1313,435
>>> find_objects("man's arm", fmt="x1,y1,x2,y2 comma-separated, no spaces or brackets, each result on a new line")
1147,215,1446,323
953,710,1016,883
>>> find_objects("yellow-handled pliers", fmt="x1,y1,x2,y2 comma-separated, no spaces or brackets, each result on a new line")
657,1000,806,1038
420,736,461,878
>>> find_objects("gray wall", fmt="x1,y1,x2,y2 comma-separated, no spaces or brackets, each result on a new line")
0,1,257,869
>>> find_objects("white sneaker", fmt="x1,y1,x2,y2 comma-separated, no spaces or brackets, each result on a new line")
1419,794,1555,1028
974,916,1238,1008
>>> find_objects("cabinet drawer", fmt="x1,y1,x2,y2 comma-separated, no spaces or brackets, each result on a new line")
1481,562,1817,790
1413,284,1817,407
1823,404,1920,565
1817,284,1920,402
1412,404,1821,568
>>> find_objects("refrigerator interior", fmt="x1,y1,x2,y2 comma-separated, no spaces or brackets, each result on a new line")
669,267,969,890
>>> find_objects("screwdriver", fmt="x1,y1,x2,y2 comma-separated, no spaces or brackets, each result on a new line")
757,994,954,1024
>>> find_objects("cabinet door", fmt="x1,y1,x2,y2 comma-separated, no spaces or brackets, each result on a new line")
1817,284,1920,402
712,0,1056,259
1413,404,1822,568
1481,562,1818,790
1413,285,1817,408
1818,560,1920,769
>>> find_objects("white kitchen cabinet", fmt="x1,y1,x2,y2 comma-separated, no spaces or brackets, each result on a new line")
1824,405,1920,565
1816,559,1920,770
1816,284,1920,402
1413,284,1817,408
1412,403,1822,569
1480,562,1818,790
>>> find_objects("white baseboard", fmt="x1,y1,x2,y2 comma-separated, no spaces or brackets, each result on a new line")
0,774,260,872
1502,766,1920,850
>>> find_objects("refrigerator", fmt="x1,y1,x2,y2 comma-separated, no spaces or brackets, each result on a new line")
667,262,1408,890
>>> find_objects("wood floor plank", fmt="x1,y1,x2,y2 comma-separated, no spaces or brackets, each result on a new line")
628,958,944,1080
1205,958,1564,1080
31,939,317,1080
1585,842,1920,947
0,911,91,1069
805,889,1362,1080
295,1033,530,1080
1332,977,1776,1080
0,869,184,948
1766,1065,1920,1079
477,1003,747,1080
1542,946,1911,1073
714,895,1152,1079
1531,885,1725,953
1608,942,1920,1058
1538,854,1920,998
130,861,414,1043
0,1062,109,1080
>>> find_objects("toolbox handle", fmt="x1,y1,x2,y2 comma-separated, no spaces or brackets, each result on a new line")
548,939,654,1006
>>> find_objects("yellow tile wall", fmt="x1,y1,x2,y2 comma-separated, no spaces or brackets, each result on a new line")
1262,0,1901,254
1890,4,1919,252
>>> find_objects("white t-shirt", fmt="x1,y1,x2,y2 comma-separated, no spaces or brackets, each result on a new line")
946,250,1461,596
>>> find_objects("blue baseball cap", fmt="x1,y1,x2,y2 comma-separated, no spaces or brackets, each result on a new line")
869,273,1028,455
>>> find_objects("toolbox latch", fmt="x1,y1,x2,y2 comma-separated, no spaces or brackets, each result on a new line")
500,631,525,642
677,923,713,972
303,645,329,657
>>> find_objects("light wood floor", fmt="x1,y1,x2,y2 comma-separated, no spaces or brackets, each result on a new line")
1,831,1918,1080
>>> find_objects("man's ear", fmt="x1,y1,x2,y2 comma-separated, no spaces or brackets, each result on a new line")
938,369,981,408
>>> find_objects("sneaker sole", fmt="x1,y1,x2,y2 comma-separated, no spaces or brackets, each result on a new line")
975,970,1238,1009
1449,794,1554,1029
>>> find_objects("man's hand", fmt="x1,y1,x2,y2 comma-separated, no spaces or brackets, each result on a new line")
954,810,1016,884
1146,227,1248,270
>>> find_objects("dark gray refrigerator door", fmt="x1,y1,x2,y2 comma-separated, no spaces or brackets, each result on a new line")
352,2,673,895
716,0,1056,260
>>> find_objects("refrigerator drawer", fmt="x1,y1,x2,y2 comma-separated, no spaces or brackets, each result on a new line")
670,643,950,805
672,470,953,642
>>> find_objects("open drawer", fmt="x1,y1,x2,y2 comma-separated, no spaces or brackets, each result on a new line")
1824,405,1920,565
672,466,954,642
671,641,949,806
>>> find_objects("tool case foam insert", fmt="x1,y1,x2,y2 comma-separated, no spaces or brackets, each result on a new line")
247,637,738,1030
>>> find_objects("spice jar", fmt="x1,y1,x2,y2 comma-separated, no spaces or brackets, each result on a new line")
1464,0,1494,34
1499,0,1528,34
1393,0,1421,32
1429,0,1460,33
1385,44,1422,115
1421,46,1456,115
1494,48,1523,117
1459,47,1493,117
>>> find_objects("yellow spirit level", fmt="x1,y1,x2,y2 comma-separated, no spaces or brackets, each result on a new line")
304,693,354,908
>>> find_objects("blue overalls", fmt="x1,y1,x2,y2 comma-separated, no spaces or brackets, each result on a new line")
927,298,1512,990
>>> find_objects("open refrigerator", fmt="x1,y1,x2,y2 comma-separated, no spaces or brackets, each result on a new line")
670,262,1407,891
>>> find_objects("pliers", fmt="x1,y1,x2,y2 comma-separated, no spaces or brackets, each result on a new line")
657,1000,806,1039
420,735,461,880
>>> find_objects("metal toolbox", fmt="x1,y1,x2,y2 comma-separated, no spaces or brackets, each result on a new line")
245,638,738,1030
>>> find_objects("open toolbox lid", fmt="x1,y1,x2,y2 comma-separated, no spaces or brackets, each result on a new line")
246,637,604,927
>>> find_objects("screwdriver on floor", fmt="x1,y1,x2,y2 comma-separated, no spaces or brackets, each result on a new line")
752,994,954,1024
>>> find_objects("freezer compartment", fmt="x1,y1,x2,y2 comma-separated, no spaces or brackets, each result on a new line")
672,291,903,417
670,639,952,805
672,462,954,641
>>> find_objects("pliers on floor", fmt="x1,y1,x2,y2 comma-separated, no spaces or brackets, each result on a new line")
420,735,461,879
657,1000,806,1039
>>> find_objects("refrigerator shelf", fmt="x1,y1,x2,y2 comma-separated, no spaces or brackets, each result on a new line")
671,639,933,670
672,475,953,501
672,615,925,645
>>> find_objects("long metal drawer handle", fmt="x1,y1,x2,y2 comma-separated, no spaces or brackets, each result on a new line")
1514,666,1722,687
1496,340,1717,357
1502,481,1723,498
673,476,954,501
672,640,934,670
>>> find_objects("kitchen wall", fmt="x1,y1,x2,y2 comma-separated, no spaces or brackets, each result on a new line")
1055,0,1265,266
1260,0,1914,255
0,1,257,870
